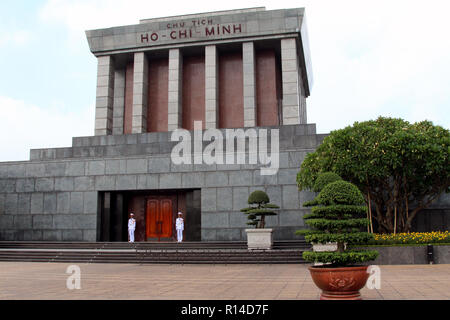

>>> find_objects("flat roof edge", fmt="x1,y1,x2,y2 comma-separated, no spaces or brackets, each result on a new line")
139,7,266,24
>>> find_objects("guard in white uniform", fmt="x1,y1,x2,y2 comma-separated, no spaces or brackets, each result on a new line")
176,212,184,243
128,213,136,243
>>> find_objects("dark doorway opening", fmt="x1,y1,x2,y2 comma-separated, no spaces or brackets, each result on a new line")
97,189,201,242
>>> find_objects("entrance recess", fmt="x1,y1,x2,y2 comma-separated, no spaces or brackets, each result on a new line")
98,189,200,242
146,195,176,241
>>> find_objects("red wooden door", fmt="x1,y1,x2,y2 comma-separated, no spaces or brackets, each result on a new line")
146,198,173,240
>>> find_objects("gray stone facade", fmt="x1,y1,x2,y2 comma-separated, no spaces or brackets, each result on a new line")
88,7,313,135
0,124,324,241
0,124,448,241
1,7,446,242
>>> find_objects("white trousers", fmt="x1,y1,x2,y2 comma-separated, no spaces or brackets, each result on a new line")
177,229,183,242
129,229,135,242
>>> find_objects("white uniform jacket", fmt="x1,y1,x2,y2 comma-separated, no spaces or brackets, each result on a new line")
176,218,184,231
128,218,136,230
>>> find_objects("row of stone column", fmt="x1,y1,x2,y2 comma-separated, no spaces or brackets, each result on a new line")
94,38,306,136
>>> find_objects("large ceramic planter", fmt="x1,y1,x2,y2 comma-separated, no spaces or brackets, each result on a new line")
245,228,273,250
308,265,369,300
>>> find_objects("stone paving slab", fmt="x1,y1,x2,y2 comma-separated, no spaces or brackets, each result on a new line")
0,262,449,300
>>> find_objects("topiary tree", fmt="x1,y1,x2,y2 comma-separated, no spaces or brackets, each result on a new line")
303,172,343,207
313,172,343,193
241,190,279,228
297,180,378,266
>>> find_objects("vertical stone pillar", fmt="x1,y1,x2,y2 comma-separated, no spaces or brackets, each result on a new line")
205,45,218,129
298,70,307,124
112,69,125,135
242,42,257,127
168,49,183,131
132,52,149,133
95,56,115,136
281,38,304,125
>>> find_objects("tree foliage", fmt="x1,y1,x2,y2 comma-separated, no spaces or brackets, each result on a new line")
241,190,279,228
313,172,343,193
297,117,450,233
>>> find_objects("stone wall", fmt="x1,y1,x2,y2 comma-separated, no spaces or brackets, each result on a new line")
0,124,323,241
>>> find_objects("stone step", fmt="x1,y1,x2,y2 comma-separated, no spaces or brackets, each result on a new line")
0,241,310,264
0,255,307,264
0,240,310,250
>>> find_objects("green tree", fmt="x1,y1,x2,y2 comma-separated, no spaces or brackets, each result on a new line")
241,190,279,228
297,117,450,233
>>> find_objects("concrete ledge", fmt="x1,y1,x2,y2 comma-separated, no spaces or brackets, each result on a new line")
72,124,317,147
31,124,320,161
358,245,450,265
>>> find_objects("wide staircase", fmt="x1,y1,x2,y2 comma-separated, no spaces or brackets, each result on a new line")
0,240,311,264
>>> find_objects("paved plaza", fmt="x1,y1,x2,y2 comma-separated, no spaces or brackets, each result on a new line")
0,262,449,300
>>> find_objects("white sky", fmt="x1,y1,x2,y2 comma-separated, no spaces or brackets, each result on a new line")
0,0,449,162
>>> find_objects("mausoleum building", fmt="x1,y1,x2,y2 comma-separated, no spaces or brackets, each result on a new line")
1,8,446,242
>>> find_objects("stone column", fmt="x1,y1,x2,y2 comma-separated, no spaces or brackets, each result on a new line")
132,52,149,133
281,38,304,125
205,45,218,129
95,56,115,136
298,70,307,124
168,49,183,131
112,69,125,135
242,42,257,127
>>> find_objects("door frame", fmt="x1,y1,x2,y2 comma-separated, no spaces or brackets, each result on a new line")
145,194,177,241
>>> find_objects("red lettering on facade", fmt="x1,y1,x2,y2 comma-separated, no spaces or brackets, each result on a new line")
179,29,188,39
167,22,185,29
140,20,243,44
233,24,242,33
141,33,149,43
205,26,215,36
193,19,214,26
151,33,159,41
192,19,206,26
141,33,159,42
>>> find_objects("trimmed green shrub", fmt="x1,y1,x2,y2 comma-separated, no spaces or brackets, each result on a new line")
302,172,343,207
248,190,270,204
316,181,365,206
313,172,343,193
302,199,319,207
241,190,279,228
297,180,378,266
303,250,379,265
